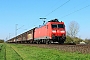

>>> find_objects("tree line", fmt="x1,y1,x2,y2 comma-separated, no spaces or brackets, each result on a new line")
0,39,4,43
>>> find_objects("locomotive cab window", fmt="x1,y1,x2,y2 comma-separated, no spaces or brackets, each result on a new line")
52,24,65,28
58,24,65,28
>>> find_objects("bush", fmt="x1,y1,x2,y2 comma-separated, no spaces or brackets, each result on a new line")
84,39,90,44
65,36,73,43
65,36,83,44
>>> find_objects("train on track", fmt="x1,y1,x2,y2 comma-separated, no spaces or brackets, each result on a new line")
7,19,66,44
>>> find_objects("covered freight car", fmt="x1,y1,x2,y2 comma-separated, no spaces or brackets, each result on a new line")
7,28,35,43
26,29,35,43
19,29,35,43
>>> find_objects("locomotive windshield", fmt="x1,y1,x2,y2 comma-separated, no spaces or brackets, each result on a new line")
58,24,65,28
52,24,57,28
52,24,65,28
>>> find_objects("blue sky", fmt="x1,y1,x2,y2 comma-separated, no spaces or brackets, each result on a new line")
0,0,90,40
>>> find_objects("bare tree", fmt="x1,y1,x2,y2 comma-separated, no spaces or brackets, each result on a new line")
67,21,79,38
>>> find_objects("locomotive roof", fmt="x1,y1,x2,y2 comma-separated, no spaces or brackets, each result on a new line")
48,19,59,22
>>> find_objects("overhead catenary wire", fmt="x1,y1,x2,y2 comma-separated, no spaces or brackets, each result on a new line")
45,0,71,17
60,5,90,19
62,0,88,15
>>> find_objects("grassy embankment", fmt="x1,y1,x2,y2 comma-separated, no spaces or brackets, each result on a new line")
0,43,90,60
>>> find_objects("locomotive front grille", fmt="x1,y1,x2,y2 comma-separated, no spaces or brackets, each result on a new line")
52,36,66,42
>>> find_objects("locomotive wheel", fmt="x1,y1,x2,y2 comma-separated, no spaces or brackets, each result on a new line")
46,40,51,44
36,40,40,44
46,40,49,44
36,41,38,44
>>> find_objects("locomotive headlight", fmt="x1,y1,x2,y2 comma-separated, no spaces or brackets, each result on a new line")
60,31,65,33
52,30,56,33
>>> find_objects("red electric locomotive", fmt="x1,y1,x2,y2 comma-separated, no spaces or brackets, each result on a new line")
34,19,66,44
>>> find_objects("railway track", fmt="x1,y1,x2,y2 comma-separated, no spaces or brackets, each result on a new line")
24,44,90,54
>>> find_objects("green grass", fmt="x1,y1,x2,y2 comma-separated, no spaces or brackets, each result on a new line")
6,44,23,60
9,44,90,60
0,43,23,60
0,43,5,60
1,43,90,60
